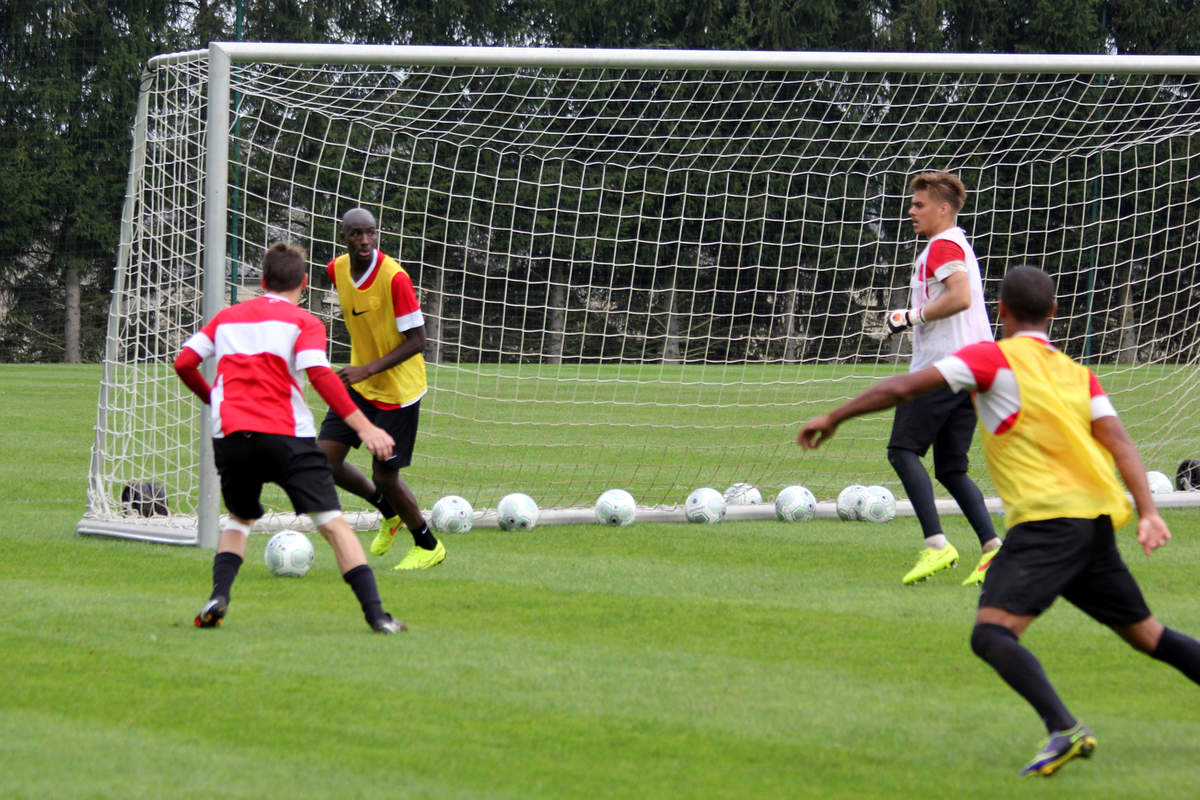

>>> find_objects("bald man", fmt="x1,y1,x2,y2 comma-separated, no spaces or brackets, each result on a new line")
318,208,445,571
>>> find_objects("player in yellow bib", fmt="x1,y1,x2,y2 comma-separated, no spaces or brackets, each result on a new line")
798,266,1200,777
318,208,445,571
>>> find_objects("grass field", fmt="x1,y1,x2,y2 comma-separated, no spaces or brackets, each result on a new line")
4,364,1200,799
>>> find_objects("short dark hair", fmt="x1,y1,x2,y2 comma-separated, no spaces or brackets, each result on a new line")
261,242,307,291
1000,265,1056,324
909,171,966,213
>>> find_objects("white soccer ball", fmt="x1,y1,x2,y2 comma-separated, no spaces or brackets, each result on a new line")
497,492,540,530
860,485,897,523
430,494,474,534
723,482,763,505
685,487,727,524
264,530,315,577
1147,470,1174,495
775,485,816,522
595,489,636,526
836,485,868,521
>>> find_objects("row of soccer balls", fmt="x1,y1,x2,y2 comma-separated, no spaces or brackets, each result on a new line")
428,482,899,534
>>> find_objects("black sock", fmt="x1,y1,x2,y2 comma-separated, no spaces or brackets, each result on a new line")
211,551,243,601
411,522,437,550
1151,627,1200,683
368,490,397,520
971,623,1075,732
939,471,999,547
342,564,386,625
887,447,942,538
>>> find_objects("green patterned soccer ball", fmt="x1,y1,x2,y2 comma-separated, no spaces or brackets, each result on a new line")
431,494,474,533
836,485,867,521
775,485,816,522
685,487,726,523
860,485,896,523
264,530,315,577
497,492,540,530
595,489,636,526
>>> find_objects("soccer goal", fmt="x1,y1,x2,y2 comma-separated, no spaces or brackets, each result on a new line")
78,44,1200,546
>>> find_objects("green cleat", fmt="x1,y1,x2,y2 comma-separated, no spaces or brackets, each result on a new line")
902,543,959,585
370,515,403,557
962,547,999,587
1021,724,1097,776
393,540,446,571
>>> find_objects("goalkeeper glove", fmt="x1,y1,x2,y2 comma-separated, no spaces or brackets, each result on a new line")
885,307,926,336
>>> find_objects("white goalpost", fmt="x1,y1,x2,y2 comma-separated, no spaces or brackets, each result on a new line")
79,44,1200,546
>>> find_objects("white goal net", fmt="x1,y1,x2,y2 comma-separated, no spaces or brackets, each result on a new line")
80,45,1200,545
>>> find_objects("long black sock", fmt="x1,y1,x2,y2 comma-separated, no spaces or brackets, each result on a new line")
887,447,941,539
211,551,243,601
368,489,397,520
1151,627,1200,683
411,522,438,550
971,623,1075,732
343,563,386,625
939,470,999,547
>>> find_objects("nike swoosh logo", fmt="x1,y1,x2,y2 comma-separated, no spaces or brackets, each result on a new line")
351,308,369,316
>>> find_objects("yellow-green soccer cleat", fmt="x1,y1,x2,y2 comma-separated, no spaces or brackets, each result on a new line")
393,540,446,571
1021,724,1097,776
962,547,1000,587
370,515,403,557
901,543,959,585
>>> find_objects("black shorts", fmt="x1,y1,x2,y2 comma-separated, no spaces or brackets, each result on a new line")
980,515,1152,626
212,432,341,520
888,387,977,476
319,389,420,471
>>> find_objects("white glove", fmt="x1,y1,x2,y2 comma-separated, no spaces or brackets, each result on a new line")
885,308,925,336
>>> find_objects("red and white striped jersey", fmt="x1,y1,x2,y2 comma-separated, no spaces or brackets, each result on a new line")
180,293,334,438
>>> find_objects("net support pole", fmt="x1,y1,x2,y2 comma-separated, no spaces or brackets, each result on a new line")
197,44,233,549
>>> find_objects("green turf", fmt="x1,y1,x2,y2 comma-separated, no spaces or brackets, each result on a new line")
3,364,1200,799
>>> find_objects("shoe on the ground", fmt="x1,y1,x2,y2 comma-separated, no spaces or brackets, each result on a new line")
370,515,404,556
962,547,1000,587
902,543,959,585
194,596,228,628
371,613,408,634
393,540,446,571
1021,723,1097,776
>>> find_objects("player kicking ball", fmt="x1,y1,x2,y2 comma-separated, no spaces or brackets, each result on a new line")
175,242,405,633
798,265,1200,775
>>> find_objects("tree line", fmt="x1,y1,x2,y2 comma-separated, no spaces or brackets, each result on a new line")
3,0,1200,362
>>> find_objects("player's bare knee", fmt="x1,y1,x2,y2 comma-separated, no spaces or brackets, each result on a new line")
1116,616,1164,654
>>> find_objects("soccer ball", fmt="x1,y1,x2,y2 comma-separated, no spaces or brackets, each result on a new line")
1179,459,1200,491
723,482,763,505
1147,470,1174,495
497,492,540,530
430,494,474,534
685,487,726,523
595,489,636,526
264,530,315,577
836,485,867,521
860,485,897,523
775,485,816,522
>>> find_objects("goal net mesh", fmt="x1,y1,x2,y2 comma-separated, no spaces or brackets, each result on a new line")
81,48,1200,540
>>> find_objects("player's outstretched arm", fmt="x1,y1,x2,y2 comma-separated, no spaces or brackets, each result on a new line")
1092,415,1171,555
798,366,948,450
